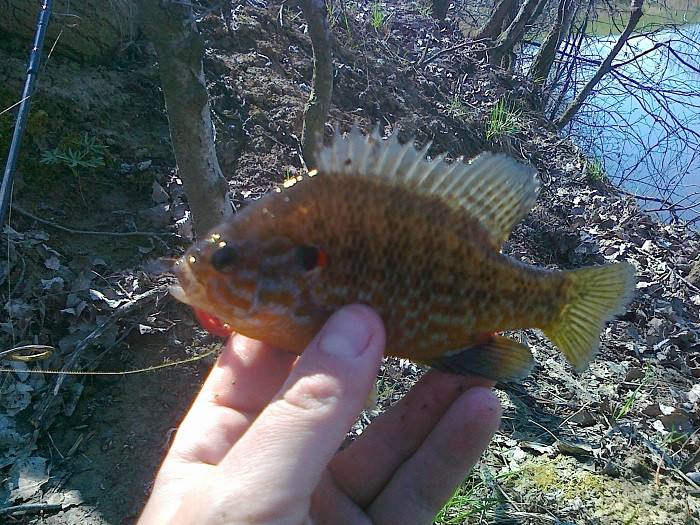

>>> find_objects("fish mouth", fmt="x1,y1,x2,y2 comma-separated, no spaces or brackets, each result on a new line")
168,282,191,304
169,256,208,309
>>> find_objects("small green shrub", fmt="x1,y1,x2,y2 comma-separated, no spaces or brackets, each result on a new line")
416,0,433,16
448,95,470,119
40,132,107,176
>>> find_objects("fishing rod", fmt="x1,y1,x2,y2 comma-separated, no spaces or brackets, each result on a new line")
0,0,54,226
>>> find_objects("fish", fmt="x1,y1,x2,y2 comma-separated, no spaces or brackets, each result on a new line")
169,126,636,382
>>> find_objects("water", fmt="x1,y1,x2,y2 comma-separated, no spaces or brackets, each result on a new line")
556,24,700,223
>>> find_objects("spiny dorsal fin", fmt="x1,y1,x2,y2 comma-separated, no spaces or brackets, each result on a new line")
314,125,540,247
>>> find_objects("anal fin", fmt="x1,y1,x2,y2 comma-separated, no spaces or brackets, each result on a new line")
429,334,534,382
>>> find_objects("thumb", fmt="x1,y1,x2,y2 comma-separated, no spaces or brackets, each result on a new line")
217,305,385,502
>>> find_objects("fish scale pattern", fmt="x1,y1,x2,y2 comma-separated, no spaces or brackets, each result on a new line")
276,173,565,362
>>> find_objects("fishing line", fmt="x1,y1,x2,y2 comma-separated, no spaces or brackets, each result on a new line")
0,345,220,375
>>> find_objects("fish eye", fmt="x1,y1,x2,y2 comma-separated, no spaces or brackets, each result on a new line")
297,245,326,271
211,245,240,272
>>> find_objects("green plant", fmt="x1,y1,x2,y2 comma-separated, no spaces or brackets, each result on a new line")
417,0,433,16
612,370,653,421
436,471,515,523
375,371,398,402
485,98,522,140
325,0,337,29
40,132,107,174
660,428,689,447
370,0,393,31
448,95,470,119
40,132,108,207
587,158,608,184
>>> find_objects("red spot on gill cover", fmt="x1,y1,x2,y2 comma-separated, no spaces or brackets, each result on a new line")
192,307,234,338
317,248,327,268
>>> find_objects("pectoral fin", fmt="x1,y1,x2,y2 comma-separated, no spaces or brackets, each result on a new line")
429,334,534,382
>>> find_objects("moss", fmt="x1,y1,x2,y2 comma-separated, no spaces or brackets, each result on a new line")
504,456,696,524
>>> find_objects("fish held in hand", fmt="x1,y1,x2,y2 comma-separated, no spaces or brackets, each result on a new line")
170,127,636,382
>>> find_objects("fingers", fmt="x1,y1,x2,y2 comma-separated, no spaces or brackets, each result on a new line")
329,369,495,507
181,305,385,521
168,335,297,465
368,387,502,523
139,336,297,524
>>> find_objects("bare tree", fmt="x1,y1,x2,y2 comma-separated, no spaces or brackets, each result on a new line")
136,0,232,236
529,0,576,84
543,1,700,221
472,0,518,40
555,0,645,129
489,0,550,65
297,0,333,168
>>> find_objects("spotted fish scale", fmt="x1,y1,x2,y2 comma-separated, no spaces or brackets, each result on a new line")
170,126,636,381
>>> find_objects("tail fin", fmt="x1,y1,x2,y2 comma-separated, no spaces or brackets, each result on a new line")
543,262,635,371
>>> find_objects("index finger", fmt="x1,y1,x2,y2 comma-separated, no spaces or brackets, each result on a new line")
168,334,297,465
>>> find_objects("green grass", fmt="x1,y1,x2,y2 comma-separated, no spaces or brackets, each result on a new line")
660,429,689,447
485,98,521,140
612,369,653,421
370,0,393,31
436,479,500,523
375,370,398,402
586,157,608,184
326,0,337,29
447,95,470,119
416,0,432,17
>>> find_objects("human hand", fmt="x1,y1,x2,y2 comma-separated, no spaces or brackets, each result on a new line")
138,305,501,524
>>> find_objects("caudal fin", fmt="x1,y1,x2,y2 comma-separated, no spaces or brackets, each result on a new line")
543,262,636,371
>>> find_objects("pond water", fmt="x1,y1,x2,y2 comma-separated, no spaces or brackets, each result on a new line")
558,24,700,223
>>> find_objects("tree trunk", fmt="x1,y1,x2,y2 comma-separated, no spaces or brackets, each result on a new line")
555,0,645,129
136,0,232,236
0,0,137,62
297,0,333,168
529,0,576,83
473,0,518,40
489,0,550,65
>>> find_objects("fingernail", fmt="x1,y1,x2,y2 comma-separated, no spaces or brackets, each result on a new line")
318,307,373,358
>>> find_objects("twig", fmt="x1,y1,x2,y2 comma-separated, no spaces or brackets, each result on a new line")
0,503,64,516
680,447,700,474
410,38,431,69
413,37,490,70
12,204,178,240
31,283,170,426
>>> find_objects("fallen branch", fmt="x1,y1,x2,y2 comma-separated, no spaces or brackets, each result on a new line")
12,204,178,239
412,38,490,70
0,503,65,517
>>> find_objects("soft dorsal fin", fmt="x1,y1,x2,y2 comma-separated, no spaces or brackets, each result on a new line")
314,125,540,247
